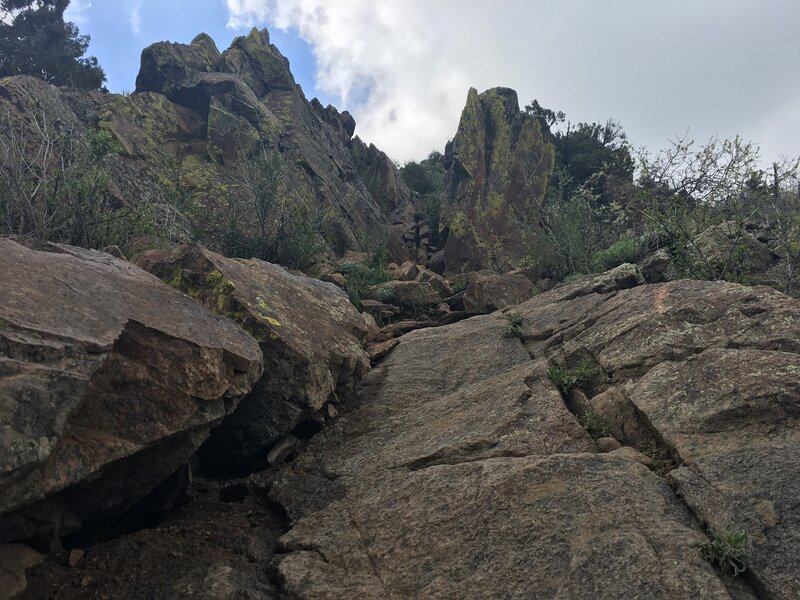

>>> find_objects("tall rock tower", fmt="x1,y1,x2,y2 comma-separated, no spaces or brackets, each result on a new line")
442,87,554,274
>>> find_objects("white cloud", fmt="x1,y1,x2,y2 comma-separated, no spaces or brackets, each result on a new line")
65,0,92,24
226,0,270,28
226,0,800,164
128,0,144,35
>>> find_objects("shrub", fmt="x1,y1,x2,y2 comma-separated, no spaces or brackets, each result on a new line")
547,359,599,394
501,311,525,339
451,278,468,294
571,359,599,386
547,366,577,394
701,528,748,577
377,285,396,304
591,236,641,271
578,412,611,439
339,255,392,309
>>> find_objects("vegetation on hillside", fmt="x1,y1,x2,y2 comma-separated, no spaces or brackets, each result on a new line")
521,99,800,296
399,150,445,246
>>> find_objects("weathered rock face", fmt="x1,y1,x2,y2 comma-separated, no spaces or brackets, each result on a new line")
0,28,417,263
442,87,555,274
135,243,370,471
269,272,800,598
131,28,413,261
692,221,777,284
0,239,263,543
461,269,535,313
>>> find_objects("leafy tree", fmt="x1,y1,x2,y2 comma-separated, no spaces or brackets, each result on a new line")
524,99,565,134
0,0,105,89
400,150,445,244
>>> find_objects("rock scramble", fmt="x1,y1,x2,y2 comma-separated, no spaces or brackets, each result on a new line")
270,269,800,599
5,263,800,599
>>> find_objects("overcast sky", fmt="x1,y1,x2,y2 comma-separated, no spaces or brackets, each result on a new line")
68,0,800,165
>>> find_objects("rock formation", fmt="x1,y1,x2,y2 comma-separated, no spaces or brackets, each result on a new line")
0,238,263,544
441,87,555,274
135,243,370,472
4,256,798,598
270,272,800,599
0,28,417,264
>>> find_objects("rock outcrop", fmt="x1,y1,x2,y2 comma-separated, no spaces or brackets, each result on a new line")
0,28,417,263
0,238,263,544
441,87,555,274
135,243,370,471
270,273,800,598
459,269,536,313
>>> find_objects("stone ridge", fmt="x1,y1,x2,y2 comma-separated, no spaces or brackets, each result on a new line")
131,27,415,260
0,27,417,264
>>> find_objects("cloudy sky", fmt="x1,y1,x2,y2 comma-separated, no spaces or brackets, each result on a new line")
68,0,800,164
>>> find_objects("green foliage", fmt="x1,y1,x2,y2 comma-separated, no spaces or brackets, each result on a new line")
339,252,392,309
700,528,748,577
377,284,396,304
591,236,642,271
0,0,106,89
547,360,599,394
0,112,158,255
578,412,611,439
501,310,525,339
547,367,577,394
400,151,444,244
635,135,800,295
451,278,468,294
186,145,330,271
571,359,599,384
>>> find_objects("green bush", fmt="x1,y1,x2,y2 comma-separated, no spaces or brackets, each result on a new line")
701,528,748,577
501,311,525,339
377,285,396,304
591,236,641,271
547,366,577,394
578,412,611,439
339,256,392,309
548,360,599,394
571,359,599,385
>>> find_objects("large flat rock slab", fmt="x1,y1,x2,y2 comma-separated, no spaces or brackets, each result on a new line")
271,311,593,519
274,454,730,600
670,445,800,599
631,347,800,463
271,275,799,598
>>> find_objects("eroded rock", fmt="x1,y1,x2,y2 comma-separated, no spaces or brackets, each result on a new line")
0,239,262,543
135,243,370,471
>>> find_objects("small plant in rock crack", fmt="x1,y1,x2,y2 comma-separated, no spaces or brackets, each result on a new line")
501,311,525,339
571,359,599,386
701,527,748,577
547,366,577,394
548,360,600,394
578,411,611,439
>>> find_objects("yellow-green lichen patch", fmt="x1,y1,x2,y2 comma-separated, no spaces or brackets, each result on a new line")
266,316,283,327
206,270,225,287
450,211,470,238
165,267,202,299
216,294,228,313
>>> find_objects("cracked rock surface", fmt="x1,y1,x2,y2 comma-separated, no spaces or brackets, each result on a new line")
270,271,800,599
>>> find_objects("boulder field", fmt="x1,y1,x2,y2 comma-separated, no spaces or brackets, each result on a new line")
0,244,798,599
